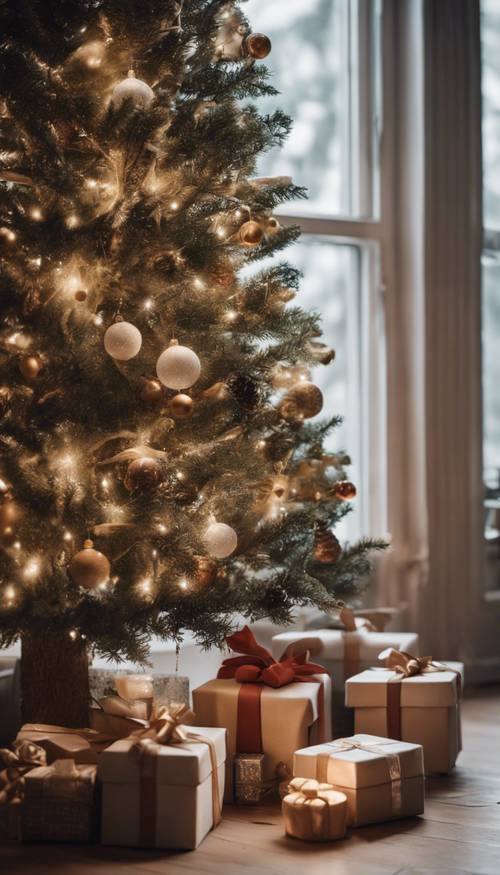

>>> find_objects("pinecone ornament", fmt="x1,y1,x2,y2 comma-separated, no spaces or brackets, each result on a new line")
229,372,261,410
313,520,342,564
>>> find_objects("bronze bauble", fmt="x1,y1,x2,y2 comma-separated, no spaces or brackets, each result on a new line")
195,556,218,587
335,481,357,501
278,382,323,421
125,457,164,492
313,520,342,564
19,355,42,382
239,220,264,247
169,393,193,419
139,377,163,404
0,498,20,544
244,32,272,59
74,289,87,302
69,539,111,590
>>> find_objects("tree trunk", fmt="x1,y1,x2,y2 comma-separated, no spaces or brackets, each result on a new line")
21,632,90,727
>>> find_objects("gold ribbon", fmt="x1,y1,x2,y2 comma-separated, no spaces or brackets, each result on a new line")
283,777,347,841
379,648,462,692
0,740,48,839
315,737,403,815
129,703,222,846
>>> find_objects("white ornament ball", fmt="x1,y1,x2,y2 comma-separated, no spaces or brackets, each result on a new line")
156,345,201,390
204,522,237,559
104,321,142,361
111,74,154,110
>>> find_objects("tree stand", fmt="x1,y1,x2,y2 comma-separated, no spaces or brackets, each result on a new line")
21,632,90,727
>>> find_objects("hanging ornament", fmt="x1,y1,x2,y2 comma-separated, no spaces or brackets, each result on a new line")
169,393,194,419
111,71,154,110
272,364,311,391
279,382,323,421
68,539,111,590
202,381,230,401
195,556,218,587
307,339,336,365
138,377,163,403
156,341,201,390
265,216,281,235
203,522,237,559
313,520,342,564
239,220,264,247
104,319,142,361
335,481,357,501
0,497,21,544
0,581,20,610
125,457,164,492
74,289,87,303
243,32,272,60
19,355,42,382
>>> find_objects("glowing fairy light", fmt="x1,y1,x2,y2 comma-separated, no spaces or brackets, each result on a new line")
216,227,226,238
234,209,242,219
85,178,98,189
63,530,73,542
101,477,110,489
0,227,16,242
170,200,179,211
157,524,167,534
193,276,205,290
224,309,237,322
143,298,154,310
179,578,189,591
176,470,185,481
23,558,41,580
64,271,82,295
93,314,103,326
66,214,79,229
13,541,21,551
30,207,43,221
256,439,267,450
69,629,79,640
152,549,158,559
3,584,17,606
60,453,76,470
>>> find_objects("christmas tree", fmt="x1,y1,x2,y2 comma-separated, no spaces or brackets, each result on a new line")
0,0,385,727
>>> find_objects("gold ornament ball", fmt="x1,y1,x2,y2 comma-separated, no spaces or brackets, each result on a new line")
279,382,324,421
69,539,111,590
19,355,42,382
195,556,218,587
335,481,357,501
0,498,21,544
313,520,342,564
239,220,264,247
244,32,272,59
169,393,193,419
125,457,164,492
139,377,163,404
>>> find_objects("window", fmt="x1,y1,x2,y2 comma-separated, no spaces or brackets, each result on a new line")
245,0,386,541
481,0,500,592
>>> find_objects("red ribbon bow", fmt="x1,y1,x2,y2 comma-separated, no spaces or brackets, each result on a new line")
218,626,328,754
218,625,326,688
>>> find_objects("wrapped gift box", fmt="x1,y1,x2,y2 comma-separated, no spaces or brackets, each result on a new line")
345,662,463,774
15,724,107,765
99,726,225,849
283,777,348,841
293,734,424,827
22,759,98,843
193,676,331,803
89,668,189,709
272,629,419,737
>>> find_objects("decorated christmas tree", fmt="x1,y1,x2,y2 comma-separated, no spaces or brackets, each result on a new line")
0,0,385,727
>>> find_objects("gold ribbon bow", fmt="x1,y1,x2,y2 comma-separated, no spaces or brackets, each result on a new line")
127,703,221,845
316,737,403,814
0,740,47,816
379,647,462,692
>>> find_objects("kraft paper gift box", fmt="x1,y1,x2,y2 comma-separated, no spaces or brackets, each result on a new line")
16,724,111,765
192,626,332,803
99,725,225,849
293,734,425,827
272,625,419,738
22,759,98,843
345,661,464,774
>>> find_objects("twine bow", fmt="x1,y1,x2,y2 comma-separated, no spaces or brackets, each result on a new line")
379,648,462,692
218,625,326,688
316,737,404,814
129,702,195,749
0,740,47,805
284,777,347,841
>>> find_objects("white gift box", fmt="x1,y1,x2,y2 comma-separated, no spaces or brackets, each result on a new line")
192,676,331,803
99,726,226,850
293,733,424,827
345,662,463,774
272,629,419,737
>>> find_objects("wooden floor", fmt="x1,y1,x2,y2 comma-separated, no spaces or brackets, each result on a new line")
2,687,500,875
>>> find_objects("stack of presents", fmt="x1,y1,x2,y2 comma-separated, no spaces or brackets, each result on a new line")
0,609,463,848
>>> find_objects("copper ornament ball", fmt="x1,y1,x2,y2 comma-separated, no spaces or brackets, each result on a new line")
313,520,342,564
74,289,87,302
169,393,193,419
239,220,264,247
125,456,164,492
335,481,357,501
69,539,111,590
279,382,324,421
0,499,21,543
245,32,272,59
139,377,163,403
19,355,42,381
